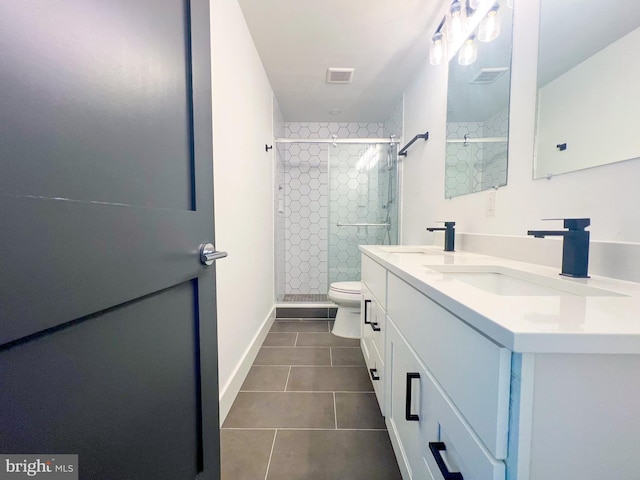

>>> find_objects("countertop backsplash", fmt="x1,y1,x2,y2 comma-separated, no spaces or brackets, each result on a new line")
431,231,640,284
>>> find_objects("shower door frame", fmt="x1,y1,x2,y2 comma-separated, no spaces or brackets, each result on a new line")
326,141,399,287
275,137,400,304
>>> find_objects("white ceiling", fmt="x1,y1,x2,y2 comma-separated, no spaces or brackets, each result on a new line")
237,0,447,122
236,0,640,123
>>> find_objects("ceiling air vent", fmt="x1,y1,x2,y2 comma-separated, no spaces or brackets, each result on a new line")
326,68,354,84
470,67,509,84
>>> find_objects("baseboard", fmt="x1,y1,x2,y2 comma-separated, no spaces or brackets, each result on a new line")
218,305,276,426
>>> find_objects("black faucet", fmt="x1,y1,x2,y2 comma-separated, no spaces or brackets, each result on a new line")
427,221,455,252
527,218,590,278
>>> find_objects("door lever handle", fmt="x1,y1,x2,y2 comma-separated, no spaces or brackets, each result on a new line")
200,243,228,265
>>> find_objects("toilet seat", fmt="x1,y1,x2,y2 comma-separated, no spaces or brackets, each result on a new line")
328,281,361,309
329,281,361,295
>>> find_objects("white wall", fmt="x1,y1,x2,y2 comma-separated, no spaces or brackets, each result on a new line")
402,0,640,248
210,0,275,420
536,27,640,176
402,48,448,244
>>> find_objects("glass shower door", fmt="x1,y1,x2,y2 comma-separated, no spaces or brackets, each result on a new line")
328,142,398,284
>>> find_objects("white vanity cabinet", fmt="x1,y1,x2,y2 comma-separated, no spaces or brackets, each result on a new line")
361,284,385,412
385,319,433,480
386,275,508,480
360,248,640,480
387,274,511,460
361,255,388,414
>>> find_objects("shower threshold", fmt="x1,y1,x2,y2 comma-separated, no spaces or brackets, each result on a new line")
276,294,337,319
281,294,330,303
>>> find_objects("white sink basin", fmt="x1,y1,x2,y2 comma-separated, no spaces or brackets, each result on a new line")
378,246,448,255
426,265,626,297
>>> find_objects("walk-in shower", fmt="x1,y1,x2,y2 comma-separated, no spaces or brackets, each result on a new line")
274,136,399,303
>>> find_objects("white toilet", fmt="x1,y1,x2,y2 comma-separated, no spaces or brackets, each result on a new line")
328,281,362,339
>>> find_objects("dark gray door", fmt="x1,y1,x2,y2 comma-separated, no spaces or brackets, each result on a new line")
0,1,220,479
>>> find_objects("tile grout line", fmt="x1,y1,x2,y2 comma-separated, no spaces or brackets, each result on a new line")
254,365,354,367
226,318,399,478
260,346,358,349
222,427,388,432
254,364,365,368
263,429,277,480
283,366,292,392
237,390,373,394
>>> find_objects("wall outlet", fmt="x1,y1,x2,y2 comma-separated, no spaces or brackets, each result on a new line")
486,189,497,217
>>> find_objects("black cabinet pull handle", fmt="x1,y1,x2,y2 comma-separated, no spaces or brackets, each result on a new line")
363,299,372,325
370,321,381,332
405,372,420,421
369,368,380,381
428,442,463,480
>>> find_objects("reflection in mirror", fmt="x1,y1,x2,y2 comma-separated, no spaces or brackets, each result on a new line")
444,0,513,198
534,0,640,178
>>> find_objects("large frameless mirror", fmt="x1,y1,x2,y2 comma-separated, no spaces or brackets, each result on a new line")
533,0,640,179
442,0,514,198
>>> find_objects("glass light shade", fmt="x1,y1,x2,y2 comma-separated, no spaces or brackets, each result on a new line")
478,5,501,42
429,32,447,65
468,0,487,10
458,36,478,65
446,1,467,45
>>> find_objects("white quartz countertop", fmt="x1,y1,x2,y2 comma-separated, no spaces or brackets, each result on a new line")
360,245,640,354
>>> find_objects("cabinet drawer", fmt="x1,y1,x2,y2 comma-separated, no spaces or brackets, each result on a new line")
371,307,385,358
386,320,432,480
362,312,384,415
361,333,373,368
422,368,505,480
366,301,385,358
369,341,385,415
362,255,387,309
387,274,511,459
362,282,385,358
361,286,374,359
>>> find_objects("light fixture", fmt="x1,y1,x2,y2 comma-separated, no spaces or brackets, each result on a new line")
478,4,501,42
446,1,467,45
429,31,447,65
429,0,497,67
468,0,487,10
458,35,478,65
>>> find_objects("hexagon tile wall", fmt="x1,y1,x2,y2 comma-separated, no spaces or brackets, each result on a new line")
281,122,390,296
274,97,404,300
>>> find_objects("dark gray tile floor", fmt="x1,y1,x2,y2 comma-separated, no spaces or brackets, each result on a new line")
221,318,402,480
